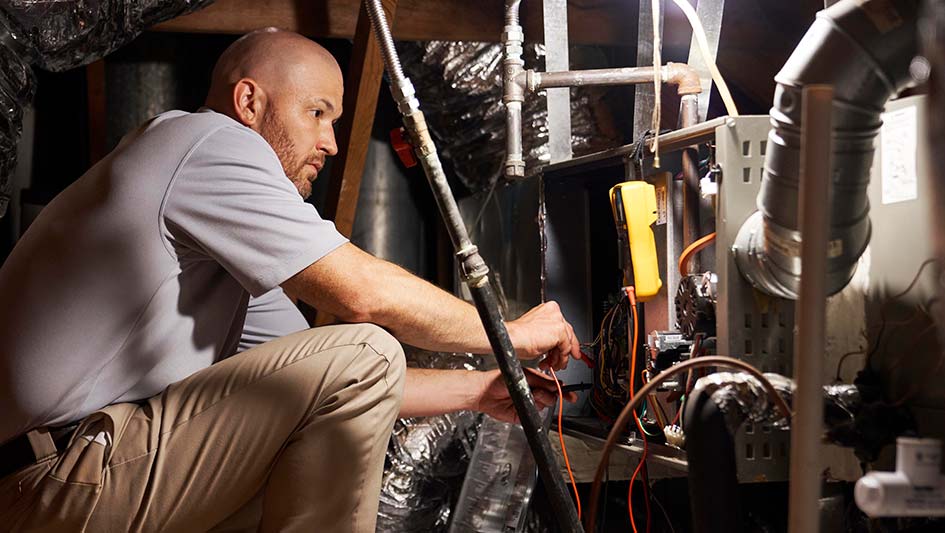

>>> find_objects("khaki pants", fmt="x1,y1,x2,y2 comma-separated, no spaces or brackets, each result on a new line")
0,324,406,532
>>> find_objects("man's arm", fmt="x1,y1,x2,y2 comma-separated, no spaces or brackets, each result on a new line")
401,367,576,422
282,243,582,369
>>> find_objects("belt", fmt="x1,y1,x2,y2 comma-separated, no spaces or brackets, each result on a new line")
0,424,78,479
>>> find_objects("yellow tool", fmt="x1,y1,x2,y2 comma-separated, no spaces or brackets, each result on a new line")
609,181,662,301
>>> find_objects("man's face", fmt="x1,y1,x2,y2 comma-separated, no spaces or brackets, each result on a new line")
258,63,343,200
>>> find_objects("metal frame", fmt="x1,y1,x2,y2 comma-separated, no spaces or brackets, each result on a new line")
716,115,793,482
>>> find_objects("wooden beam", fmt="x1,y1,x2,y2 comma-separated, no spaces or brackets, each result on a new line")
152,0,635,46
312,0,397,327
322,0,397,238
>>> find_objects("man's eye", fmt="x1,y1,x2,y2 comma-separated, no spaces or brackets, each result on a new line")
312,109,324,118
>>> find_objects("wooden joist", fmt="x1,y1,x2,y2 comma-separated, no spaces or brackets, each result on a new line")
152,0,636,46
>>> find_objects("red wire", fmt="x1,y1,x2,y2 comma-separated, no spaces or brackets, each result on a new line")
642,453,652,533
550,368,581,520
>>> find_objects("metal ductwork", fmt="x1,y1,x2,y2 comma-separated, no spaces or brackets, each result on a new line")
734,0,920,299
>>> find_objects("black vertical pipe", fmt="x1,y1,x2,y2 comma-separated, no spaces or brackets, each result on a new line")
683,389,743,533
470,282,583,531
362,1,583,530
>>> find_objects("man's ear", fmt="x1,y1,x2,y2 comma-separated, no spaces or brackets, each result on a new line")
232,78,267,128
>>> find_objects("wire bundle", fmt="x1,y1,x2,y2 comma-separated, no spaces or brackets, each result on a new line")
589,291,636,420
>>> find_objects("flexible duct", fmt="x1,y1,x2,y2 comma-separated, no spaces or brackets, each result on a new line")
734,0,920,299
0,0,215,218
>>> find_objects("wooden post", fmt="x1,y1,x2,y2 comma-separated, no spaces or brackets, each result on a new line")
322,0,398,237
314,0,397,326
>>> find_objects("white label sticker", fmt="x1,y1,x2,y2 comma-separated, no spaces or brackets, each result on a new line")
655,184,668,226
881,106,918,205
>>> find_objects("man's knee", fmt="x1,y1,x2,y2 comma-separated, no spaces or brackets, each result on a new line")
286,323,405,397
352,324,406,394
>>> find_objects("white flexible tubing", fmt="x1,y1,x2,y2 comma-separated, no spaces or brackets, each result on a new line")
671,0,740,117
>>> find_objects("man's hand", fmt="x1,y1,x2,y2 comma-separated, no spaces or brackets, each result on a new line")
475,368,577,423
285,244,583,365
506,301,582,371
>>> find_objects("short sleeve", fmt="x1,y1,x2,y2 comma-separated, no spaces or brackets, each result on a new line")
162,125,347,297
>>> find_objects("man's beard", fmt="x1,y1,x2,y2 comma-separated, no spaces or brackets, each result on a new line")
260,111,313,200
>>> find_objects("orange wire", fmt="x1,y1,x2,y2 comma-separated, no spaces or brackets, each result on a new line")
678,232,717,276
550,368,581,520
628,415,650,533
623,287,644,533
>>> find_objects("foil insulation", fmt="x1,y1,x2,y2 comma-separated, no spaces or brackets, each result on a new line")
691,373,915,462
377,347,485,533
822,379,916,462
399,41,620,192
691,371,795,433
0,0,214,216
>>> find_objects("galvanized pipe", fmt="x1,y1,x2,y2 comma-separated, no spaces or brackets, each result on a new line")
788,85,833,533
501,0,702,179
503,0,526,179
529,63,701,95
364,1,583,531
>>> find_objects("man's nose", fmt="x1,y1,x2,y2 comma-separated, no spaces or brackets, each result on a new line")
319,126,338,157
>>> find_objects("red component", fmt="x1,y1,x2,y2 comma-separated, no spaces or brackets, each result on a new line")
390,127,418,168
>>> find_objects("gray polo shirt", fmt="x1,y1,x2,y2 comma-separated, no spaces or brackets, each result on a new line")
239,288,310,354
0,109,346,443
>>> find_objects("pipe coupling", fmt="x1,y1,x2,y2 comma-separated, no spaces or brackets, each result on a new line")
456,245,490,284
391,78,420,116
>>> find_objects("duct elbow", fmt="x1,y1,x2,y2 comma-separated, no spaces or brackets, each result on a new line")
734,0,920,299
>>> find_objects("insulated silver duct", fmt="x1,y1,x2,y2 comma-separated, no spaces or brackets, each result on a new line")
0,0,215,218
734,0,920,299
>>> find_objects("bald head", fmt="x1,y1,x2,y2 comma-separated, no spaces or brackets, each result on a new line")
205,28,345,199
206,28,343,114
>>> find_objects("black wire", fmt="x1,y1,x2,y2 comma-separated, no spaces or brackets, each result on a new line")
835,349,867,381
650,485,677,533
628,129,674,168
889,259,937,301
865,259,939,370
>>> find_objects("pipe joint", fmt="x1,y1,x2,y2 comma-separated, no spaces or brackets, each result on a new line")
456,245,490,283
391,78,420,116
665,62,702,96
525,69,540,93
501,25,524,47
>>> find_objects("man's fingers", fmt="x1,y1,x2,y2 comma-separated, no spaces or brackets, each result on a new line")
523,367,559,391
533,390,557,408
566,321,581,361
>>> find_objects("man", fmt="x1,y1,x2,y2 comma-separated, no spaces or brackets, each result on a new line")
0,28,581,532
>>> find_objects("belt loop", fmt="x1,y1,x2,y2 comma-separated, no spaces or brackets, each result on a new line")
25,427,58,461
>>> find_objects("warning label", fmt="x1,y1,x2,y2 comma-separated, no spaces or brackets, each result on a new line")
881,106,918,205
655,184,668,226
